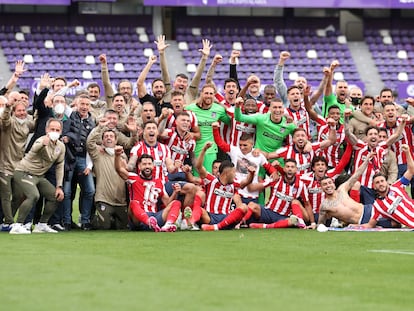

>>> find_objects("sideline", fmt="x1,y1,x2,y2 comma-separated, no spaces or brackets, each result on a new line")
368,250,414,256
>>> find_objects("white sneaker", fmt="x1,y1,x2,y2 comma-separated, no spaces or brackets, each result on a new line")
180,218,189,230
330,217,340,228
161,222,177,232
33,223,58,233
290,215,306,229
9,223,31,235
23,222,32,231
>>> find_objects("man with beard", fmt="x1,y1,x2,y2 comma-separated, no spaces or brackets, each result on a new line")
345,109,405,204
362,145,414,229
128,120,174,183
87,129,128,230
136,101,157,130
86,82,108,121
137,55,172,117
115,150,182,232
322,60,350,124
266,126,337,176
247,159,310,229
317,151,393,228
186,84,231,174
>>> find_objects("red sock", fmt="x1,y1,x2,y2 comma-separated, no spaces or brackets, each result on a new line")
166,200,181,223
218,207,245,229
349,189,360,203
190,195,203,223
267,219,290,228
130,201,149,224
291,202,303,218
242,207,253,223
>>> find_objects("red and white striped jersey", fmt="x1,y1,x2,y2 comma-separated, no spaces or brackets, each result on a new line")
202,172,240,215
127,173,165,213
162,128,195,168
378,119,414,165
130,141,171,183
263,176,309,216
165,110,198,130
284,105,310,142
230,117,256,147
353,141,388,188
273,142,323,175
372,179,414,228
317,120,345,168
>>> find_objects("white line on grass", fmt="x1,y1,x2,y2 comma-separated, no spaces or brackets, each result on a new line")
368,250,414,256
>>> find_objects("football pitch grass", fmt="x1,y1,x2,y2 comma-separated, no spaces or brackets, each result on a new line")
2,229,413,311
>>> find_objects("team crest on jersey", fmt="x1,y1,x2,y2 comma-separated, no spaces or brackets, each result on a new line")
211,112,216,118
280,128,285,133
55,147,61,154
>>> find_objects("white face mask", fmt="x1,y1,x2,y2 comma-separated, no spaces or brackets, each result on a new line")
105,147,115,156
48,131,60,142
0,107,4,116
53,103,65,115
16,118,27,125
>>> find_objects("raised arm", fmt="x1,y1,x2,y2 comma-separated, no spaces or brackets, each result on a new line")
386,116,407,146
324,60,339,97
239,76,259,100
319,118,338,149
343,150,375,192
137,55,157,98
344,108,358,146
155,35,172,93
99,54,114,107
309,66,330,106
114,145,129,180
239,166,256,189
205,54,223,86
3,60,26,94
273,51,290,106
187,39,212,101
229,50,240,89
304,85,319,121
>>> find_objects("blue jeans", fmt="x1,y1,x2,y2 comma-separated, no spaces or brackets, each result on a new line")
63,156,95,225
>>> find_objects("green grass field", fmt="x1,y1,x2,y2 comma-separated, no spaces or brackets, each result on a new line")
1,229,414,311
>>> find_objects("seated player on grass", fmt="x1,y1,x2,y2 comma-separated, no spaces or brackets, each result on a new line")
114,146,181,232
185,142,255,231
247,158,310,229
361,144,414,229
318,150,394,230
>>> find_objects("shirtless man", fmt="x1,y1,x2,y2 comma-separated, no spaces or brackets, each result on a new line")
317,151,392,228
